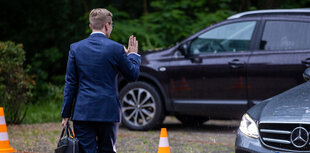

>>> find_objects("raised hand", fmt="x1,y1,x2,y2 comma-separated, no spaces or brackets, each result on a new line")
127,35,138,54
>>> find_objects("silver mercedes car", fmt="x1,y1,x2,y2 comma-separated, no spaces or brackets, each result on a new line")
235,68,310,152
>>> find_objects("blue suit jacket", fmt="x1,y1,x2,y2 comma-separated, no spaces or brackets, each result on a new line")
61,33,141,122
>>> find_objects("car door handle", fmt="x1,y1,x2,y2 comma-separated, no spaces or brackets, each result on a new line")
228,59,244,69
302,58,310,67
189,56,202,63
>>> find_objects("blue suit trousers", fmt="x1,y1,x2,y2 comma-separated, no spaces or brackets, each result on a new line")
73,121,119,153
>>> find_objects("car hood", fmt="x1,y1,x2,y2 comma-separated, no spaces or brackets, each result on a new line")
259,81,310,123
140,47,176,65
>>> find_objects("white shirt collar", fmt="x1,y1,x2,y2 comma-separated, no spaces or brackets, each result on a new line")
91,32,106,36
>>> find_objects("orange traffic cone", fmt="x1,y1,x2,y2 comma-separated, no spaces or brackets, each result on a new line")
0,107,17,152
158,128,170,153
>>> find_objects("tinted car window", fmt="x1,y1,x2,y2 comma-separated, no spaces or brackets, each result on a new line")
260,21,310,51
190,21,256,55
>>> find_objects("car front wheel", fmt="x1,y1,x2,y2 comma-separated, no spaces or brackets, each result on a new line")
120,81,165,130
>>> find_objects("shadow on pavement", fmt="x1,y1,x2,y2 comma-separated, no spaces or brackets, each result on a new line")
159,120,240,134
119,117,240,134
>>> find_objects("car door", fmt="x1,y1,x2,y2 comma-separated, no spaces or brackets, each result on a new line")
168,20,258,118
247,19,310,104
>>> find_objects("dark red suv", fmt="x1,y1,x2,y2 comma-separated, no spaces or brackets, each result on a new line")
118,9,310,130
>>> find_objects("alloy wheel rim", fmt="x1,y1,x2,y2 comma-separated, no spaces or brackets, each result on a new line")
121,88,156,127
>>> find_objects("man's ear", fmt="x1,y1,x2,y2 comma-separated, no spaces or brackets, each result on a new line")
104,23,109,31
89,24,92,30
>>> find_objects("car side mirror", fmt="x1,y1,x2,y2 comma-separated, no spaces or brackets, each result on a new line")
303,68,310,81
178,42,190,57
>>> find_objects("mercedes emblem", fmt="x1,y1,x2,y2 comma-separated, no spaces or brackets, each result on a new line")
290,127,309,148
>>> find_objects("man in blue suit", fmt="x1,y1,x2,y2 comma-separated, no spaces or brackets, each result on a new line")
61,8,141,153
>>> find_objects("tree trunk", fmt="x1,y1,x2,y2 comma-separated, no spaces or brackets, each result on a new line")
143,0,148,15
82,0,89,13
264,0,281,9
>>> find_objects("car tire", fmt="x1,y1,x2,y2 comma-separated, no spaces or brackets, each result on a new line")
120,81,165,130
175,114,209,126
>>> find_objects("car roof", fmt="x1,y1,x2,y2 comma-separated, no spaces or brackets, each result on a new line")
228,8,310,20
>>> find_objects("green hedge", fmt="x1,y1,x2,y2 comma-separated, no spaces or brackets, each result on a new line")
0,41,35,124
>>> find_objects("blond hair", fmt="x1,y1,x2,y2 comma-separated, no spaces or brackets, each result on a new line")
89,8,113,30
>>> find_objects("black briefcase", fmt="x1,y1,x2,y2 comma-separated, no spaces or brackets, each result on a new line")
55,124,79,153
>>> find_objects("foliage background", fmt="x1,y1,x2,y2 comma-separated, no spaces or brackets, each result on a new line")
0,41,34,123
1,0,310,123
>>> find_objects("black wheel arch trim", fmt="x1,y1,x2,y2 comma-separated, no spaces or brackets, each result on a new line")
118,72,174,112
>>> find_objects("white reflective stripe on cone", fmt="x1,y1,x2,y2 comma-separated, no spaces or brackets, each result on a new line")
159,137,169,147
0,116,6,125
0,132,8,141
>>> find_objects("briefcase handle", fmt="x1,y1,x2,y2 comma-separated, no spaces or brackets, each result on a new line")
58,124,75,141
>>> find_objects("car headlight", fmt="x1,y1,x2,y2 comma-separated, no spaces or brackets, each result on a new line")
239,113,259,138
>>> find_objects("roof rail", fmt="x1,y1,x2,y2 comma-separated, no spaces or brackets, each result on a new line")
227,8,310,20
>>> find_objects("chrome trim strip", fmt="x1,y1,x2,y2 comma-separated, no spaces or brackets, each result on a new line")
259,121,310,125
228,9,310,19
173,100,247,105
260,137,309,152
262,138,291,144
260,129,291,134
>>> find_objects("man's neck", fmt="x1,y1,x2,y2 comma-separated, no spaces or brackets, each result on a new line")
91,30,106,36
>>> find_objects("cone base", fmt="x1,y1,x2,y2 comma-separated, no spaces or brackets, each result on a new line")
158,147,170,153
0,147,17,152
